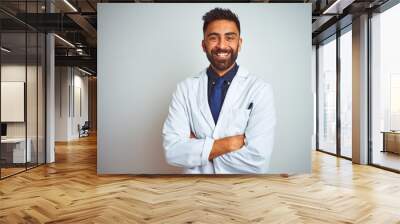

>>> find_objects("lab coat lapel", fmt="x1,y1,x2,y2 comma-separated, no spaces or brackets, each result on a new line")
198,70,215,130
215,67,249,132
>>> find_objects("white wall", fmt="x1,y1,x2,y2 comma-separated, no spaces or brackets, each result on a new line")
55,67,89,141
55,67,69,141
72,72,89,138
1,66,26,128
98,3,312,174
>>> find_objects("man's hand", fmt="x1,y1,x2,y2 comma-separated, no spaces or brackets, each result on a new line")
209,135,245,160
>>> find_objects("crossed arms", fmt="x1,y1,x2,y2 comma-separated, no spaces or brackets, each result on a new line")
162,82,275,173
190,132,245,160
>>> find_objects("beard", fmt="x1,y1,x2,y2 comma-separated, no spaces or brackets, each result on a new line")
206,45,239,72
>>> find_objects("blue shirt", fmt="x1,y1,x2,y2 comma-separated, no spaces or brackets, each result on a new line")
207,64,239,123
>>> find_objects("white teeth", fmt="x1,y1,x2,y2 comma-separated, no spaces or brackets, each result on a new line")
217,53,228,56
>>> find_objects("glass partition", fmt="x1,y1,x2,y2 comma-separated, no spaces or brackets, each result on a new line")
27,30,38,169
0,31,28,177
317,36,337,155
371,4,400,171
25,0,45,170
0,1,46,179
339,28,352,158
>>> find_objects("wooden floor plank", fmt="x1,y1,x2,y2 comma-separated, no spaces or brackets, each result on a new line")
1,134,400,223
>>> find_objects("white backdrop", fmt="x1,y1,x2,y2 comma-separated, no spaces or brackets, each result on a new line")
98,3,312,174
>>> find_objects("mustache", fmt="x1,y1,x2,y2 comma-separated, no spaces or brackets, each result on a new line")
211,48,232,54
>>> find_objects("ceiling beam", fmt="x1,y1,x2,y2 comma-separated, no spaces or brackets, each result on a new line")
55,55,96,71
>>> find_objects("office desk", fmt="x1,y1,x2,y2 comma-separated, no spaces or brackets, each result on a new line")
382,131,400,154
1,138,31,163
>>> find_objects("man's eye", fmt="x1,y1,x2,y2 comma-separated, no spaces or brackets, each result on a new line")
226,36,234,41
209,37,217,41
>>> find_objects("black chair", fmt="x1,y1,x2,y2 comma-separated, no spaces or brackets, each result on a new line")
79,121,90,138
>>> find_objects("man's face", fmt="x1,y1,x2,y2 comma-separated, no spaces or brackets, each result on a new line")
202,20,242,74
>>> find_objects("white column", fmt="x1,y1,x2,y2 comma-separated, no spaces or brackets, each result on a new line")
46,33,55,163
46,1,56,163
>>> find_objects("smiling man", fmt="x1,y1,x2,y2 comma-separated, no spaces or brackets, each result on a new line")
162,8,276,174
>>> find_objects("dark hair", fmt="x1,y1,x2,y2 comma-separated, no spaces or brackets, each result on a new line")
202,8,240,34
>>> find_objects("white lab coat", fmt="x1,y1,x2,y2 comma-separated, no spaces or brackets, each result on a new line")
162,66,276,174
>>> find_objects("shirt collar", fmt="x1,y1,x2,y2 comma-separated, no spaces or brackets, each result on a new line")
206,63,239,83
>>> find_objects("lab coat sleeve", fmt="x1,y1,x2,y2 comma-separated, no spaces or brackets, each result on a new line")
162,82,214,168
214,84,276,174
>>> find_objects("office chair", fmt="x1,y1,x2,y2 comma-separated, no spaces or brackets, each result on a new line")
79,121,90,138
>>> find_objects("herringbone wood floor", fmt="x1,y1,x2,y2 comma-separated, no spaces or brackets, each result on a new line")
1,134,400,224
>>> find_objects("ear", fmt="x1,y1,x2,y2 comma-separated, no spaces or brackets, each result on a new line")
202,39,206,53
238,37,243,52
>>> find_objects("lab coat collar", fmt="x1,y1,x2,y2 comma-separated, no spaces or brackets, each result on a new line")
236,66,250,78
197,65,249,131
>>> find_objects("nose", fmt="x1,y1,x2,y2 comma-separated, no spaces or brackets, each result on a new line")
216,38,228,50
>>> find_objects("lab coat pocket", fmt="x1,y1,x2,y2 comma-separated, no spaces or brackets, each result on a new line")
230,108,251,135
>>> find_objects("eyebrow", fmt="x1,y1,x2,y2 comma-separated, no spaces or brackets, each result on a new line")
225,32,237,36
207,32,219,37
207,32,238,37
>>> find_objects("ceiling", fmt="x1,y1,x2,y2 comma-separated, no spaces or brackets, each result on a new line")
0,0,394,75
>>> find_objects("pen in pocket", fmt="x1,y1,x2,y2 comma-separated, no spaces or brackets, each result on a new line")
247,102,253,110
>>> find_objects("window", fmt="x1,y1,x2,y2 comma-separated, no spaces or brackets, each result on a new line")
339,28,352,158
371,3,400,171
318,36,337,155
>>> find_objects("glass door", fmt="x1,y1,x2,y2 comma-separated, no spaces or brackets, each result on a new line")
1,30,28,178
